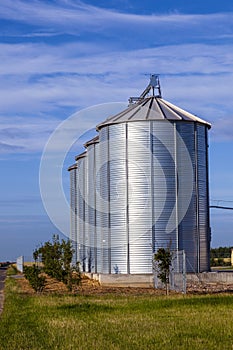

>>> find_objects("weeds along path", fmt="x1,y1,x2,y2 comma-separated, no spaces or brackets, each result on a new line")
0,268,7,315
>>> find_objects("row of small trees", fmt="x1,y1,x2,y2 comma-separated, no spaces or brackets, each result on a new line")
23,241,233,295
210,246,233,259
210,246,233,267
24,235,81,292
23,234,172,294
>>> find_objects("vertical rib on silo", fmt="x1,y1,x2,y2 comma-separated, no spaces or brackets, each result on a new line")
127,122,152,274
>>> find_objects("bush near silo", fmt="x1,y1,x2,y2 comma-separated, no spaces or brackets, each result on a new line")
32,235,81,291
24,265,46,292
154,247,172,295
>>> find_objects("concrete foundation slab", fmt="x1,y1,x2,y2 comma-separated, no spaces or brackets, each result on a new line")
85,271,233,289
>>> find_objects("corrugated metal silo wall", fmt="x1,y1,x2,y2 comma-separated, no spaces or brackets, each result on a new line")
176,122,198,272
84,157,89,273
86,142,99,273
98,122,153,274
196,124,210,272
151,121,178,257
127,122,153,274
70,167,77,265
176,122,210,272
76,156,87,272
109,124,128,274
95,142,103,273
86,145,93,272
96,120,210,274
98,127,111,273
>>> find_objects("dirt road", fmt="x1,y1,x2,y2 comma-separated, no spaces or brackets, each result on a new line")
0,268,7,315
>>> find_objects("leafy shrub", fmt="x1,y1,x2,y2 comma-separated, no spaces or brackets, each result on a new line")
24,265,46,292
154,247,172,295
33,235,82,291
67,262,82,292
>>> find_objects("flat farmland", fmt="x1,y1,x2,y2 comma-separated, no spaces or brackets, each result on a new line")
0,277,233,350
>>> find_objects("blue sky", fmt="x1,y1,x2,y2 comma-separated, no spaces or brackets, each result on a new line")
0,0,233,261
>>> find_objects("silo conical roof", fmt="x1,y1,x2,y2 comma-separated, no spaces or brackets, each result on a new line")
96,96,211,130
75,150,86,161
84,135,99,148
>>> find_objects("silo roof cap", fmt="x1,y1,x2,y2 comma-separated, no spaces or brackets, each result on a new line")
84,135,99,148
96,96,211,130
67,163,77,172
75,150,87,161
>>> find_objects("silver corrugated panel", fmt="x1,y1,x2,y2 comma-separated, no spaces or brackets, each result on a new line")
95,142,103,273
86,144,95,272
108,124,128,274
175,122,210,272
196,124,210,272
127,122,153,273
98,127,110,273
84,156,89,272
85,137,99,273
151,121,178,256
76,167,83,269
76,154,87,272
69,166,78,265
176,122,197,272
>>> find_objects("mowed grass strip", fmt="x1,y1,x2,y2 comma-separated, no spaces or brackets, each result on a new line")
0,278,233,350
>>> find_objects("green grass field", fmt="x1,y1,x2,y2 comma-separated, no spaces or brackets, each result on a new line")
0,278,233,350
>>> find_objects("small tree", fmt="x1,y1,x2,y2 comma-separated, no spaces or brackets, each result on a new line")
24,265,46,292
154,247,172,295
33,235,82,291
68,262,82,292
35,235,64,281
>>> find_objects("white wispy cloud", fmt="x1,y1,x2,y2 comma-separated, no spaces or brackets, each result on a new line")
0,115,61,153
0,42,233,122
0,0,232,152
0,0,232,39
1,42,232,77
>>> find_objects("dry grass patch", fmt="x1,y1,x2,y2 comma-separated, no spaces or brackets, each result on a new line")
1,277,233,349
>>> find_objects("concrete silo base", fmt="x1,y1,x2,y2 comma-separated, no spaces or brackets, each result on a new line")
187,272,233,284
84,273,154,288
84,272,233,289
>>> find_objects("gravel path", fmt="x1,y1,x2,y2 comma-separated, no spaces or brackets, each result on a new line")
0,268,7,315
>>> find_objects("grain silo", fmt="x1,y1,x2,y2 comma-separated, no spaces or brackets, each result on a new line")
69,76,211,274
